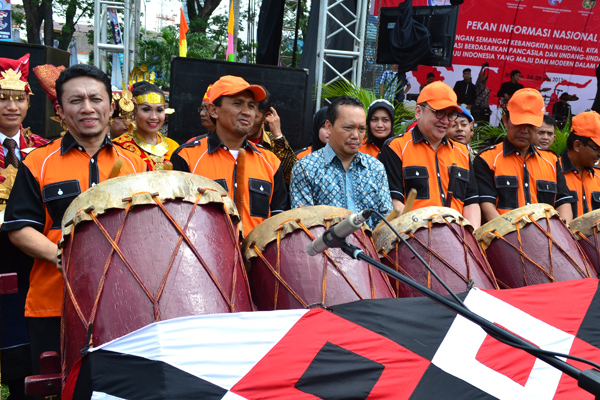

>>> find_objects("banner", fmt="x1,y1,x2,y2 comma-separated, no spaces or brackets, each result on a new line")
107,8,124,88
375,0,600,117
0,8,11,42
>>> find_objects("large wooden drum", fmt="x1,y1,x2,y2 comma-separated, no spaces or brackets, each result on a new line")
570,209,600,275
373,207,497,297
60,171,252,383
242,206,394,310
475,204,594,288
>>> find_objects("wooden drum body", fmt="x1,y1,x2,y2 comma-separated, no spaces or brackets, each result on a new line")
60,171,252,382
242,206,394,310
570,210,600,275
373,207,497,298
475,204,593,288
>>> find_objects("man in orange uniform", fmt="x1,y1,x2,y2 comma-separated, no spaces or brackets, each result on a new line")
560,111,600,218
475,88,573,223
378,81,480,227
1,64,147,373
171,75,289,235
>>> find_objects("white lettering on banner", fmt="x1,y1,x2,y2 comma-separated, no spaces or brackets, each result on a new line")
586,48,598,54
576,62,597,68
553,30,598,41
476,37,509,45
554,44,584,52
466,21,497,31
508,48,544,56
499,24,551,37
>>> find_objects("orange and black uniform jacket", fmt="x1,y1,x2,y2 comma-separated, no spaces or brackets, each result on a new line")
474,139,573,214
359,138,380,158
171,133,290,234
377,125,478,214
1,133,147,318
560,150,600,218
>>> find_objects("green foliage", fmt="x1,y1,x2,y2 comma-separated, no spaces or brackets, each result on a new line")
12,10,26,29
471,121,507,153
320,80,416,136
1,383,9,400
549,120,569,155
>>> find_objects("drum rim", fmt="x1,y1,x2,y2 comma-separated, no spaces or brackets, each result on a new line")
570,209,600,238
241,205,366,264
61,171,239,239
474,203,558,249
372,206,472,253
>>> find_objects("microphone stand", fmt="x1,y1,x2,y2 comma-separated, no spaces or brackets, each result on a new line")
333,238,600,398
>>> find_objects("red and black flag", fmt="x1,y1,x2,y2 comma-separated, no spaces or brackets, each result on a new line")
65,279,600,399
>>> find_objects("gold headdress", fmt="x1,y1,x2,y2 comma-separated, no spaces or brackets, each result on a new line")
0,54,33,98
111,88,136,133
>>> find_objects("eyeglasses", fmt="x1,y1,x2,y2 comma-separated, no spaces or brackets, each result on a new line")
584,141,600,152
423,105,458,121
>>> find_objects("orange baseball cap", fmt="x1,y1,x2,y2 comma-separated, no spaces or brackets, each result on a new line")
416,81,460,112
571,111,600,146
209,75,266,102
507,88,545,127
203,84,213,102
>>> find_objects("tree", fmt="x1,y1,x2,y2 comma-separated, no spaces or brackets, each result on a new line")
22,0,53,45
54,0,94,50
186,0,223,33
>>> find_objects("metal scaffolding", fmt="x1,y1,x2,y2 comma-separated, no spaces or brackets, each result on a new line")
93,0,140,85
314,0,368,108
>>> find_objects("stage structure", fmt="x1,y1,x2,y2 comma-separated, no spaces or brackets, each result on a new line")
93,0,140,85
314,0,369,109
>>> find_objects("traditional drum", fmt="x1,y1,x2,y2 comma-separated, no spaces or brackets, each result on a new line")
570,209,600,275
242,206,394,310
60,171,252,383
475,204,594,289
372,206,497,298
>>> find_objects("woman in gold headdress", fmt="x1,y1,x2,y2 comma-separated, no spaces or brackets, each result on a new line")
113,81,179,170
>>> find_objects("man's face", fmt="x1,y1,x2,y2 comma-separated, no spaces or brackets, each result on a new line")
512,73,521,83
578,139,600,169
56,77,113,140
326,105,366,159
0,90,28,137
534,122,555,149
463,71,472,83
504,114,536,152
210,91,256,138
415,104,457,144
199,101,216,131
248,108,267,140
447,116,473,145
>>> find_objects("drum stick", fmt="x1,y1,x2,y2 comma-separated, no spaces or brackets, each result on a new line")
108,159,124,179
235,148,246,227
163,161,173,170
402,188,418,215
375,207,401,231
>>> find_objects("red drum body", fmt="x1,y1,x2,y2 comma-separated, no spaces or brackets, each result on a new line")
373,207,497,298
242,206,394,310
475,204,594,288
60,171,251,384
570,210,600,275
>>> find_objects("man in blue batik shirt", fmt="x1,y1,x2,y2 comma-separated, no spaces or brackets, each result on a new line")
290,96,393,228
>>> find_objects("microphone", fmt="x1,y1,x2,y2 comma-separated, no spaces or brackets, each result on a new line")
306,210,373,256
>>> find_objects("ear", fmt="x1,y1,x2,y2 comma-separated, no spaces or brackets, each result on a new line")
325,119,333,133
208,103,218,120
109,100,115,116
415,104,423,120
573,140,583,152
502,113,508,126
56,103,65,120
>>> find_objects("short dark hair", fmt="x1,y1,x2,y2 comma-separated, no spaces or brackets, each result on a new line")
56,64,112,107
567,132,591,150
326,96,364,125
543,114,556,127
427,72,435,78
132,81,165,99
510,70,521,78
463,68,471,73
256,87,272,115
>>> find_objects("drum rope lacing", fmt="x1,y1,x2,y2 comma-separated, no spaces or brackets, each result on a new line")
62,188,246,355
477,210,593,288
572,219,600,270
380,213,498,292
250,215,383,309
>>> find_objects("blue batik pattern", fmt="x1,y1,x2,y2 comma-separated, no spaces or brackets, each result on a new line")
290,144,393,229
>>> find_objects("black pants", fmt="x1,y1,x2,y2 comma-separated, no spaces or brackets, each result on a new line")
25,317,61,374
